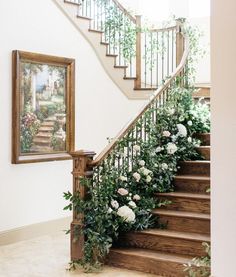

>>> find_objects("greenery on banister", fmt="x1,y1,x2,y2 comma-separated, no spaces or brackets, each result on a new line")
64,82,210,271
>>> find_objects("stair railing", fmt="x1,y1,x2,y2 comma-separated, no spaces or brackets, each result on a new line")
69,20,188,261
64,0,181,89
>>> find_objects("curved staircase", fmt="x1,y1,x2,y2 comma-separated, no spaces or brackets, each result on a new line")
108,133,211,276
53,0,180,99
56,1,211,275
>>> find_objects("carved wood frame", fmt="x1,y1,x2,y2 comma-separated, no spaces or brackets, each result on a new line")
12,50,75,164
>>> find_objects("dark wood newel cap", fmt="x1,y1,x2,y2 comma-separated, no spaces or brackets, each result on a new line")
70,150,96,157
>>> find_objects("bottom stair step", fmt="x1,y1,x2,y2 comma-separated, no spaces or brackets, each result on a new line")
107,248,193,277
116,229,210,257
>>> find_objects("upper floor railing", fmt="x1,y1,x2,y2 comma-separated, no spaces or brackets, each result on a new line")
65,0,181,89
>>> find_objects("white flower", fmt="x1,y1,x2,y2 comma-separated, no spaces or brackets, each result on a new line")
117,188,129,196
128,201,137,208
171,135,178,142
117,205,136,223
138,160,145,166
187,137,192,143
155,146,162,153
161,163,168,170
179,115,185,122
119,176,127,182
133,172,141,182
139,167,152,176
167,142,178,155
168,108,175,115
133,194,141,201
133,145,141,152
187,121,193,126
107,207,113,214
177,124,187,137
111,200,119,209
146,175,152,183
163,131,171,137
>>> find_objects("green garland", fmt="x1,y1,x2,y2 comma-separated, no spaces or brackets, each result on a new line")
64,84,210,272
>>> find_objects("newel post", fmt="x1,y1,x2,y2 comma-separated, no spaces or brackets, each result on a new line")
176,19,185,66
70,150,96,261
135,15,142,89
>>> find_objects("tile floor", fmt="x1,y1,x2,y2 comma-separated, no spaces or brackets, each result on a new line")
0,232,158,277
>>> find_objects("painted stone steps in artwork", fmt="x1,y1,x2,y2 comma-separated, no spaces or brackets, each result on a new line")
31,117,56,152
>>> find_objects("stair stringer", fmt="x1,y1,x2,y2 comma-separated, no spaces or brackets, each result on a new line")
52,0,153,100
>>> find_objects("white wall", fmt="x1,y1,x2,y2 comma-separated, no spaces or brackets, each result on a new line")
211,0,236,276
0,0,144,232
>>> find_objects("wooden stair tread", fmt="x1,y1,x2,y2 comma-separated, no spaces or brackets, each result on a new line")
174,175,210,181
138,229,210,242
88,29,103,34
181,160,210,164
64,0,81,6
110,248,193,264
156,192,210,200
77,15,92,20
153,209,210,220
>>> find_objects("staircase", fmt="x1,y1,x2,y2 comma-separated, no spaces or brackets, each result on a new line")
56,1,211,276
107,132,210,276
53,0,181,99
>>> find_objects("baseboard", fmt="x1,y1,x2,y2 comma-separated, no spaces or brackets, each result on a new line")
0,216,71,246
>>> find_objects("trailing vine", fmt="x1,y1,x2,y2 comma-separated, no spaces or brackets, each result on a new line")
64,81,210,271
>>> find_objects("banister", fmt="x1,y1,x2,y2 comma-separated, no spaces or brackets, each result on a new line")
90,31,189,167
111,0,136,23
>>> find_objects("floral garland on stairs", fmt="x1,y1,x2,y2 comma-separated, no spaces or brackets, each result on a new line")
63,84,210,272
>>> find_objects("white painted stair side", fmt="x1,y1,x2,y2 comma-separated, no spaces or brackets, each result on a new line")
52,0,153,100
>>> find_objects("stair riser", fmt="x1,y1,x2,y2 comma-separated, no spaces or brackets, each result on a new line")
158,196,210,214
194,134,210,146
107,251,186,277
117,233,208,257
157,215,210,235
178,162,210,176
197,148,210,160
174,178,210,194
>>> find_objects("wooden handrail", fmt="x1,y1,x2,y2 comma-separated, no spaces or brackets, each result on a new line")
149,26,177,33
111,0,136,23
91,33,189,167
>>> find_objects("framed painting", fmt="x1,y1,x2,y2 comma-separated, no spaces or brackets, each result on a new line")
12,50,75,164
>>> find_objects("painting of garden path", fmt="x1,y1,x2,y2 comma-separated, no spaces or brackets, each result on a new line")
20,62,67,154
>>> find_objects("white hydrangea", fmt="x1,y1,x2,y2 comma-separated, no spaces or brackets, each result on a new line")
107,207,113,214
187,137,192,143
155,146,162,153
161,163,168,170
133,145,141,152
187,121,193,126
163,130,171,137
133,194,141,201
119,176,128,182
146,175,152,183
133,172,141,182
138,160,145,166
177,124,187,137
117,205,136,223
128,201,137,208
167,142,178,155
117,188,129,196
111,200,119,209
